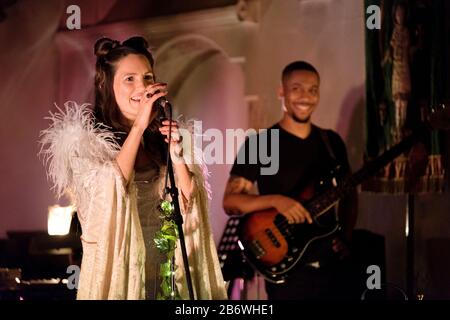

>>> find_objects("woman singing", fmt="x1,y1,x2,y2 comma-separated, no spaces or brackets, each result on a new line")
40,36,227,300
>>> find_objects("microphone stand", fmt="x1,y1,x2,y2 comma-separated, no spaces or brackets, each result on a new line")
162,101,195,300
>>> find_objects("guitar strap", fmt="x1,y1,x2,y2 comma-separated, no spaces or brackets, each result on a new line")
318,127,337,163
289,127,339,195
317,127,341,223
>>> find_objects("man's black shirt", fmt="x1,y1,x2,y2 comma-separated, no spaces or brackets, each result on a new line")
230,123,351,198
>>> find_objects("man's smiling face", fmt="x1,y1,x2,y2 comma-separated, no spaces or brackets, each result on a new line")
280,70,320,124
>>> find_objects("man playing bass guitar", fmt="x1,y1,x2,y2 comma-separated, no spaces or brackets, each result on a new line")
223,61,358,300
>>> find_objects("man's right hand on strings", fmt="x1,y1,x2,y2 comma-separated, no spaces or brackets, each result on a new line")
223,176,313,224
272,195,313,224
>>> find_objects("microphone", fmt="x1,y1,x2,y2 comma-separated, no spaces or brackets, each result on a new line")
154,96,170,109
147,93,171,120
145,91,170,109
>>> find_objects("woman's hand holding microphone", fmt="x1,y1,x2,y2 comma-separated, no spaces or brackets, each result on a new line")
133,82,168,132
133,82,184,161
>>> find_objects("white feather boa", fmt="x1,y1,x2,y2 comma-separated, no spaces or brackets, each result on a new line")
39,101,121,199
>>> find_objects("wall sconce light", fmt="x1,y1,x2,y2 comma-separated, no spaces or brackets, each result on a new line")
47,205,75,236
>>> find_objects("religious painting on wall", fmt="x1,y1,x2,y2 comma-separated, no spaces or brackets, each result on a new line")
364,0,449,193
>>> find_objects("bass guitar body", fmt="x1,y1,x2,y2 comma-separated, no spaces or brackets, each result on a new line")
238,176,341,283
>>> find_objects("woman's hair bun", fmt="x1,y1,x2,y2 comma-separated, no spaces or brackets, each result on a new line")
122,36,149,51
94,37,121,57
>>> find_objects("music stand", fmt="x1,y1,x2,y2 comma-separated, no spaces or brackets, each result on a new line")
217,217,254,298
